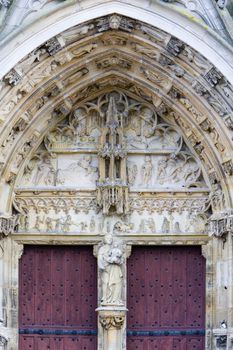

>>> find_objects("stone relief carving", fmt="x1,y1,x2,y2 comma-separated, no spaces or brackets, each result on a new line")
14,193,209,235
141,66,173,91
14,90,209,235
98,234,124,306
57,155,98,187
204,67,223,87
96,55,132,70
157,153,201,186
127,153,203,189
0,215,19,238
99,314,125,330
23,153,56,186
141,156,153,186
96,14,134,33
209,211,233,237
139,24,167,43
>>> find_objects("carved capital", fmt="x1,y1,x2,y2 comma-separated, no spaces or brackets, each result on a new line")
99,314,125,330
208,211,233,238
0,215,19,238
97,306,127,330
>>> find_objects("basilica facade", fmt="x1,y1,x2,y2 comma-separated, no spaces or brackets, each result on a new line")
0,1,233,349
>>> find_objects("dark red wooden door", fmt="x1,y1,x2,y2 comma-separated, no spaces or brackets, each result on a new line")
19,245,97,350
127,246,205,350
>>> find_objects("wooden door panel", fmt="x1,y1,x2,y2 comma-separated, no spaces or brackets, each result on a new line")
19,335,34,350
36,337,50,350
19,246,97,350
127,246,205,349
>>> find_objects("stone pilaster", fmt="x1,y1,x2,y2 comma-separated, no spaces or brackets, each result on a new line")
202,243,214,349
209,212,233,349
0,215,22,350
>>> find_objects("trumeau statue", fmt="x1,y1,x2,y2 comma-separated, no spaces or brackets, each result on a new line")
98,234,124,306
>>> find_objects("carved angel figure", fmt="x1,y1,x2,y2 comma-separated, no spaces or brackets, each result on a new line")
98,234,124,306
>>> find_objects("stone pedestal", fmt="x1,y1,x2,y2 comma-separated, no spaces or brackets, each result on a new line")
96,306,127,350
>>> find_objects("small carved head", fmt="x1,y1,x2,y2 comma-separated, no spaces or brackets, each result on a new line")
109,15,122,30
104,233,113,245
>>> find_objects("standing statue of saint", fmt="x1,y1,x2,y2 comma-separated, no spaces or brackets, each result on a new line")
98,234,124,306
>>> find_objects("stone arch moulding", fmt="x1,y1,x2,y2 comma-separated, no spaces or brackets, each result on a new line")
0,13,232,216
0,1,233,82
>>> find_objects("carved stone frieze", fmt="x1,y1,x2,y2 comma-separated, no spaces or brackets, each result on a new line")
14,192,210,236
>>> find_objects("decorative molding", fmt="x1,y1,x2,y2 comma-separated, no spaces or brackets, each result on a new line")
99,314,125,330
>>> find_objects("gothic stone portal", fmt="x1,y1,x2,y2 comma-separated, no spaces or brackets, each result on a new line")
127,246,205,349
19,246,97,350
14,90,210,350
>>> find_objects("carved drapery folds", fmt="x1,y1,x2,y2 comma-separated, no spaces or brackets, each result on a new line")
97,233,124,307
96,234,128,350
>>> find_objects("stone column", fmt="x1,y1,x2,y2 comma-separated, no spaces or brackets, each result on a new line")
202,242,214,349
94,234,131,350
